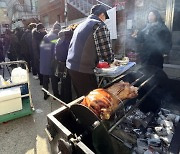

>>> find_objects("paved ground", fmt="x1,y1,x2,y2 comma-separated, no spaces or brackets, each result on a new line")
0,73,62,154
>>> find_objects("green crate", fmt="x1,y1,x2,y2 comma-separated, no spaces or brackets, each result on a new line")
0,97,33,123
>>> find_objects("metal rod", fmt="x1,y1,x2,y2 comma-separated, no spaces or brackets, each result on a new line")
110,133,132,148
108,84,157,133
64,0,68,26
96,0,112,9
138,74,155,90
131,74,144,86
42,88,69,108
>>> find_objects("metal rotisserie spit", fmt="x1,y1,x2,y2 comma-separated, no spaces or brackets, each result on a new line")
45,66,180,154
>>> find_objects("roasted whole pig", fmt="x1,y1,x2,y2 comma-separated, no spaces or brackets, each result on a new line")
81,81,138,120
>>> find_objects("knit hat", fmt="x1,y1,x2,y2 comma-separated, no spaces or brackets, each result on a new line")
53,21,61,31
37,23,45,31
28,23,36,30
90,4,109,19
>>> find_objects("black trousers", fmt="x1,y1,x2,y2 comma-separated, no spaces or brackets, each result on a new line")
68,69,98,97
43,75,60,97
60,72,72,103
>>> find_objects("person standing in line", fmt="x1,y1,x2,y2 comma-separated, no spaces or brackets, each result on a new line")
32,23,47,85
20,23,36,72
40,21,61,100
54,24,78,103
66,4,114,97
0,38,4,69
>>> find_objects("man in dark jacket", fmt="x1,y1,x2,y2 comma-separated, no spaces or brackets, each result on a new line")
21,23,36,72
54,24,78,103
66,4,114,97
32,23,47,85
0,39,4,68
40,21,61,100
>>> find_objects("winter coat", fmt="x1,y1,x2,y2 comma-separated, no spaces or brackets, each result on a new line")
8,34,19,61
66,15,103,74
136,22,172,65
40,31,58,75
32,28,47,70
55,29,73,62
0,40,4,62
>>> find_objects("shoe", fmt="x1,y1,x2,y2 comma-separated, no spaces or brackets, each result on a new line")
44,94,50,100
33,75,38,80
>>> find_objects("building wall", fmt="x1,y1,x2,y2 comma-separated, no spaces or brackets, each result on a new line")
38,0,87,27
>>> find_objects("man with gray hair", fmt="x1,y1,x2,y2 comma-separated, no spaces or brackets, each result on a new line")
66,4,114,97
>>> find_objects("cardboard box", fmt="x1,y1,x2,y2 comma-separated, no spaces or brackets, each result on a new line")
0,87,22,115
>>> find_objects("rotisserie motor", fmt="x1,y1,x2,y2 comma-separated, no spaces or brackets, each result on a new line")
81,81,138,120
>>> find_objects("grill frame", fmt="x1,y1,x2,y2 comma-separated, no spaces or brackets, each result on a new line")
46,66,180,154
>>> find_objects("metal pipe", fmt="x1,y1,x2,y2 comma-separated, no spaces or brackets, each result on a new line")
64,0,68,26
96,0,112,9
42,88,70,108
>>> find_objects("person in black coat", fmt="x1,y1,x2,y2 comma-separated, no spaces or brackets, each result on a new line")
0,39,4,67
32,23,47,84
20,23,36,72
132,10,172,68
54,24,78,103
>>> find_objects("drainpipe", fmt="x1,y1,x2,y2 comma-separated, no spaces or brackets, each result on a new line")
64,0,68,26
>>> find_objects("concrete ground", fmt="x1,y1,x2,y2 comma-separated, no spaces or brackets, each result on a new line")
0,73,62,154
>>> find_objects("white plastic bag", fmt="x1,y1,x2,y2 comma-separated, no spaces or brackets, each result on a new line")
11,67,28,84
0,75,5,87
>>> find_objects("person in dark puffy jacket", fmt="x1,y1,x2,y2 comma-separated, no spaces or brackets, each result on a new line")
0,39,4,68
32,23,47,85
20,23,36,72
40,21,61,100
132,10,172,68
54,24,78,103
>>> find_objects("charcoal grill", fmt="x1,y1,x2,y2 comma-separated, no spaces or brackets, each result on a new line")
46,66,180,154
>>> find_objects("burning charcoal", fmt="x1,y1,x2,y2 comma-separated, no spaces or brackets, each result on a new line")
166,114,176,121
134,146,146,154
151,134,160,140
155,127,168,136
156,117,162,125
158,111,162,116
148,138,161,147
161,108,170,115
126,105,132,112
145,128,153,138
136,110,147,119
147,128,153,133
133,129,143,136
159,114,166,120
160,120,173,128
175,115,180,124
160,133,173,145
133,119,144,128
137,139,148,153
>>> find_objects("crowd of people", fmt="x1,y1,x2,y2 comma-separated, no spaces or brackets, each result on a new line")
0,4,172,103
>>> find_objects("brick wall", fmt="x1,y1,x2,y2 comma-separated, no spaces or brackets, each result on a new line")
38,0,87,27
